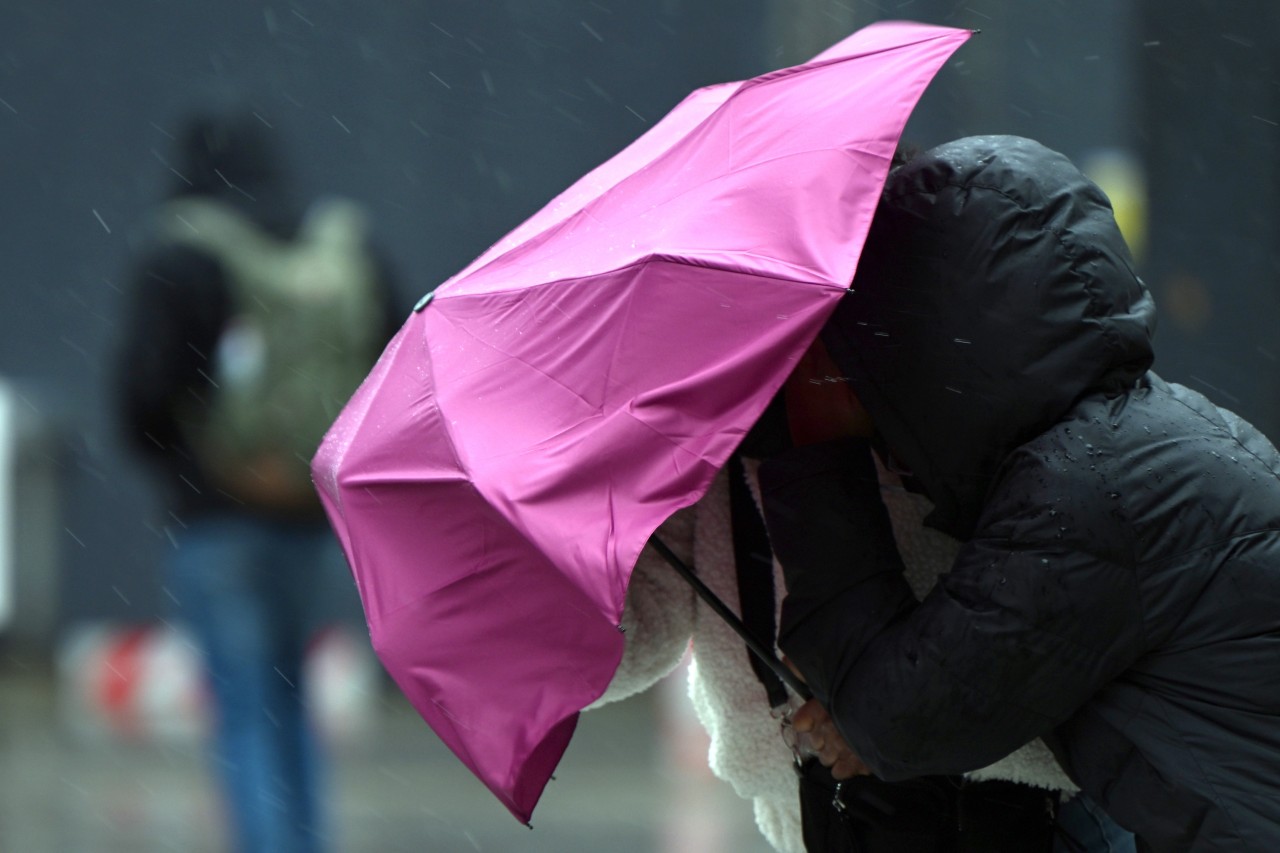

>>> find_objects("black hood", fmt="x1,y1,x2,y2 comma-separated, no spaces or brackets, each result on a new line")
822,135,1156,538
169,109,296,235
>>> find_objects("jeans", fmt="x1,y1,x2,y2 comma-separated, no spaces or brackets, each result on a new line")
169,512,354,853
1055,793,1137,853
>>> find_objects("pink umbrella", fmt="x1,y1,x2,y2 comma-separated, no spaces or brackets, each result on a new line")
313,20,971,824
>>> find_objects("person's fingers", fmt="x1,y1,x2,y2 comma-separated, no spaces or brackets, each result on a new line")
790,698,827,733
831,754,872,780
829,758,860,778
804,714,869,778
820,722,844,762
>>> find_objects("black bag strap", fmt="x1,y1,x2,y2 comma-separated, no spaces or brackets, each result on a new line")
648,455,810,702
728,454,790,710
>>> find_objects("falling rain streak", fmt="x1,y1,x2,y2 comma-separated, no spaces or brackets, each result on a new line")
2,3,1277,850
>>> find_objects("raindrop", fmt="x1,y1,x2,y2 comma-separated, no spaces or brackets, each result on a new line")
1220,33,1253,48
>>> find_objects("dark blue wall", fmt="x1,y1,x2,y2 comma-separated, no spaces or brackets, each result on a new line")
0,0,771,633
4,1,1272,640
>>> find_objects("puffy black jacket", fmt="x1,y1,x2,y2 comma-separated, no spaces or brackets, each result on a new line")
761,136,1280,852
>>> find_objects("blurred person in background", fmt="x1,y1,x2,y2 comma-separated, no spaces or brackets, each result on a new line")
115,107,401,853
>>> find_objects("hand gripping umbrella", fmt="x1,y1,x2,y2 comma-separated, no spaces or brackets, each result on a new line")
312,20,970,824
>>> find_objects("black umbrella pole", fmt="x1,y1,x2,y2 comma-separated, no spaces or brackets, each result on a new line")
648,535,812,701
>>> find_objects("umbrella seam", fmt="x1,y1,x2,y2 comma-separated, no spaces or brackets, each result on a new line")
440,147,889,296
439,25,967,293
437,251,853,304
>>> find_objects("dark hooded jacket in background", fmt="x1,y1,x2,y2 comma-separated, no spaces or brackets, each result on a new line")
116,111,402,521
760,136,1280,852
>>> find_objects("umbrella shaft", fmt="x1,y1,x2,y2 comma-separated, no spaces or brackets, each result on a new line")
648,535,812,701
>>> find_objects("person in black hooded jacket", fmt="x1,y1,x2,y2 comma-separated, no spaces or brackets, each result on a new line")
759,135,1280,852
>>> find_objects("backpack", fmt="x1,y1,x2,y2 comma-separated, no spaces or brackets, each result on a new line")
158,196,385,508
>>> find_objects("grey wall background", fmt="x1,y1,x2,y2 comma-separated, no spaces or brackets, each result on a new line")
1,1,1275,648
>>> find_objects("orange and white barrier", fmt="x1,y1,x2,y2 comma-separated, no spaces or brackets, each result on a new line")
57,622,380,746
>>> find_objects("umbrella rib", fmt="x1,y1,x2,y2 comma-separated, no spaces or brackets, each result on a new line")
443,148,887,296
740,26,966,91
649,536,811,701
439,27,966,295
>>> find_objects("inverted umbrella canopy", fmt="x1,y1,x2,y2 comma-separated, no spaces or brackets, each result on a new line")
313,20,971,823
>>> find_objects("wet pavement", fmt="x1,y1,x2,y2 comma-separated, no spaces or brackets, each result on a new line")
0,652,775,853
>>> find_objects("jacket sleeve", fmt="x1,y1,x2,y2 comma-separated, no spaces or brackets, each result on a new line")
115,245,229,462
762,440,1145,781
